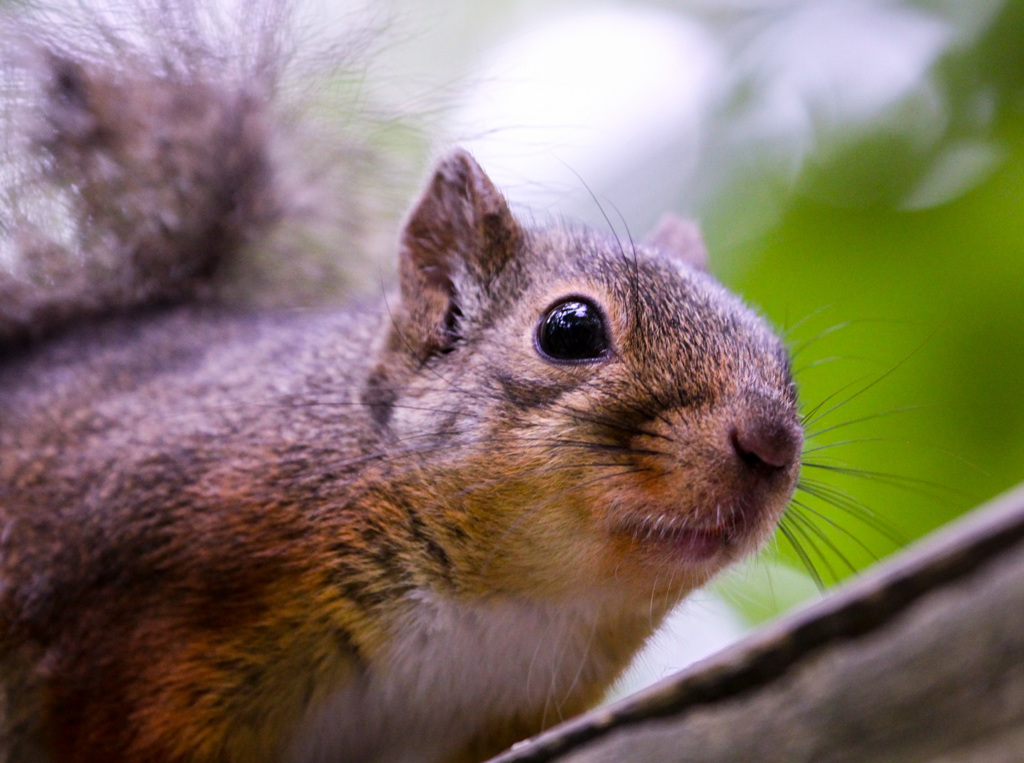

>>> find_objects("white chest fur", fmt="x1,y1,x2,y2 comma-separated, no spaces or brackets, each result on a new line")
286,590,647,763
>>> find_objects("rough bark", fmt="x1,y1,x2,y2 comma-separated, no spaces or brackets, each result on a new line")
493,483,1024,762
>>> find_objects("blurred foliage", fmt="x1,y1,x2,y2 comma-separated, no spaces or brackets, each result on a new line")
708,0,1024,620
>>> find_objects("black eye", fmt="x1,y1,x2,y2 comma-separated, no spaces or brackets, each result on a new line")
536,299,611,362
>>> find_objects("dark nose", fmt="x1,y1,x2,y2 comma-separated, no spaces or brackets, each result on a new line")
730,417,802,475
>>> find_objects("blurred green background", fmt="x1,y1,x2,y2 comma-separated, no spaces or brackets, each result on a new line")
706,0,1024,613
710,0,1024,611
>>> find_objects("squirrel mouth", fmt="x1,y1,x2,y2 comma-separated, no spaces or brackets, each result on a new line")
618,513,734,561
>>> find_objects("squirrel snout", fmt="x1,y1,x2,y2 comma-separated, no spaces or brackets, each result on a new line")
729,412,802,476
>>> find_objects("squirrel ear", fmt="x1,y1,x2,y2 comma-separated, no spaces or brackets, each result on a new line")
397,149,521,358
644,214,708,272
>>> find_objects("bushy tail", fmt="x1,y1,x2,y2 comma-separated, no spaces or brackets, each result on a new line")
0,0,415,351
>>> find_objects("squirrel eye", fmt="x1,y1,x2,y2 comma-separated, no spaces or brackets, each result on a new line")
536,299,610,363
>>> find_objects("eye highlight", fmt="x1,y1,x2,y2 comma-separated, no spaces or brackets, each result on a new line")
535,298,611,363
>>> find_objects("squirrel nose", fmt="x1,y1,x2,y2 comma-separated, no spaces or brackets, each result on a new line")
730,416,802,475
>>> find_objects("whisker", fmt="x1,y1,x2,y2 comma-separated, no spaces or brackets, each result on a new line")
801,330,936,429
792,355,846,374
790,320,854,360
796,478,906,545
800,462,963,502
788,498,884,564
801,437,888,455
779,303,835,341
784,509,856,582
775,518,825,591
455,461,652,502
799,374,872,427
557,614,599,718
804,404,935,440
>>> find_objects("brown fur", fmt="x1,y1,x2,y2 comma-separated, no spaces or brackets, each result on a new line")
0,5,802,762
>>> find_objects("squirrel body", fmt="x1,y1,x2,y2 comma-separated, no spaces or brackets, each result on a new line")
0,4,802,762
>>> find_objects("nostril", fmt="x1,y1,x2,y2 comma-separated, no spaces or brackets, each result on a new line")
731,429,771,472
730,420,801,474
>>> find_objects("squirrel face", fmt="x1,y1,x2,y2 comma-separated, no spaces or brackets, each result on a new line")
368,150,802,607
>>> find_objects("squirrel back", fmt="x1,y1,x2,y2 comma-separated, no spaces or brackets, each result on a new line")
0,4,803,762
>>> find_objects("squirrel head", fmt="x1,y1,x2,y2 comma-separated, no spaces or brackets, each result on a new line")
367,150,802,608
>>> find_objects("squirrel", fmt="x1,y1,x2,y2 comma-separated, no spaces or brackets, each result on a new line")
0,2,803,762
